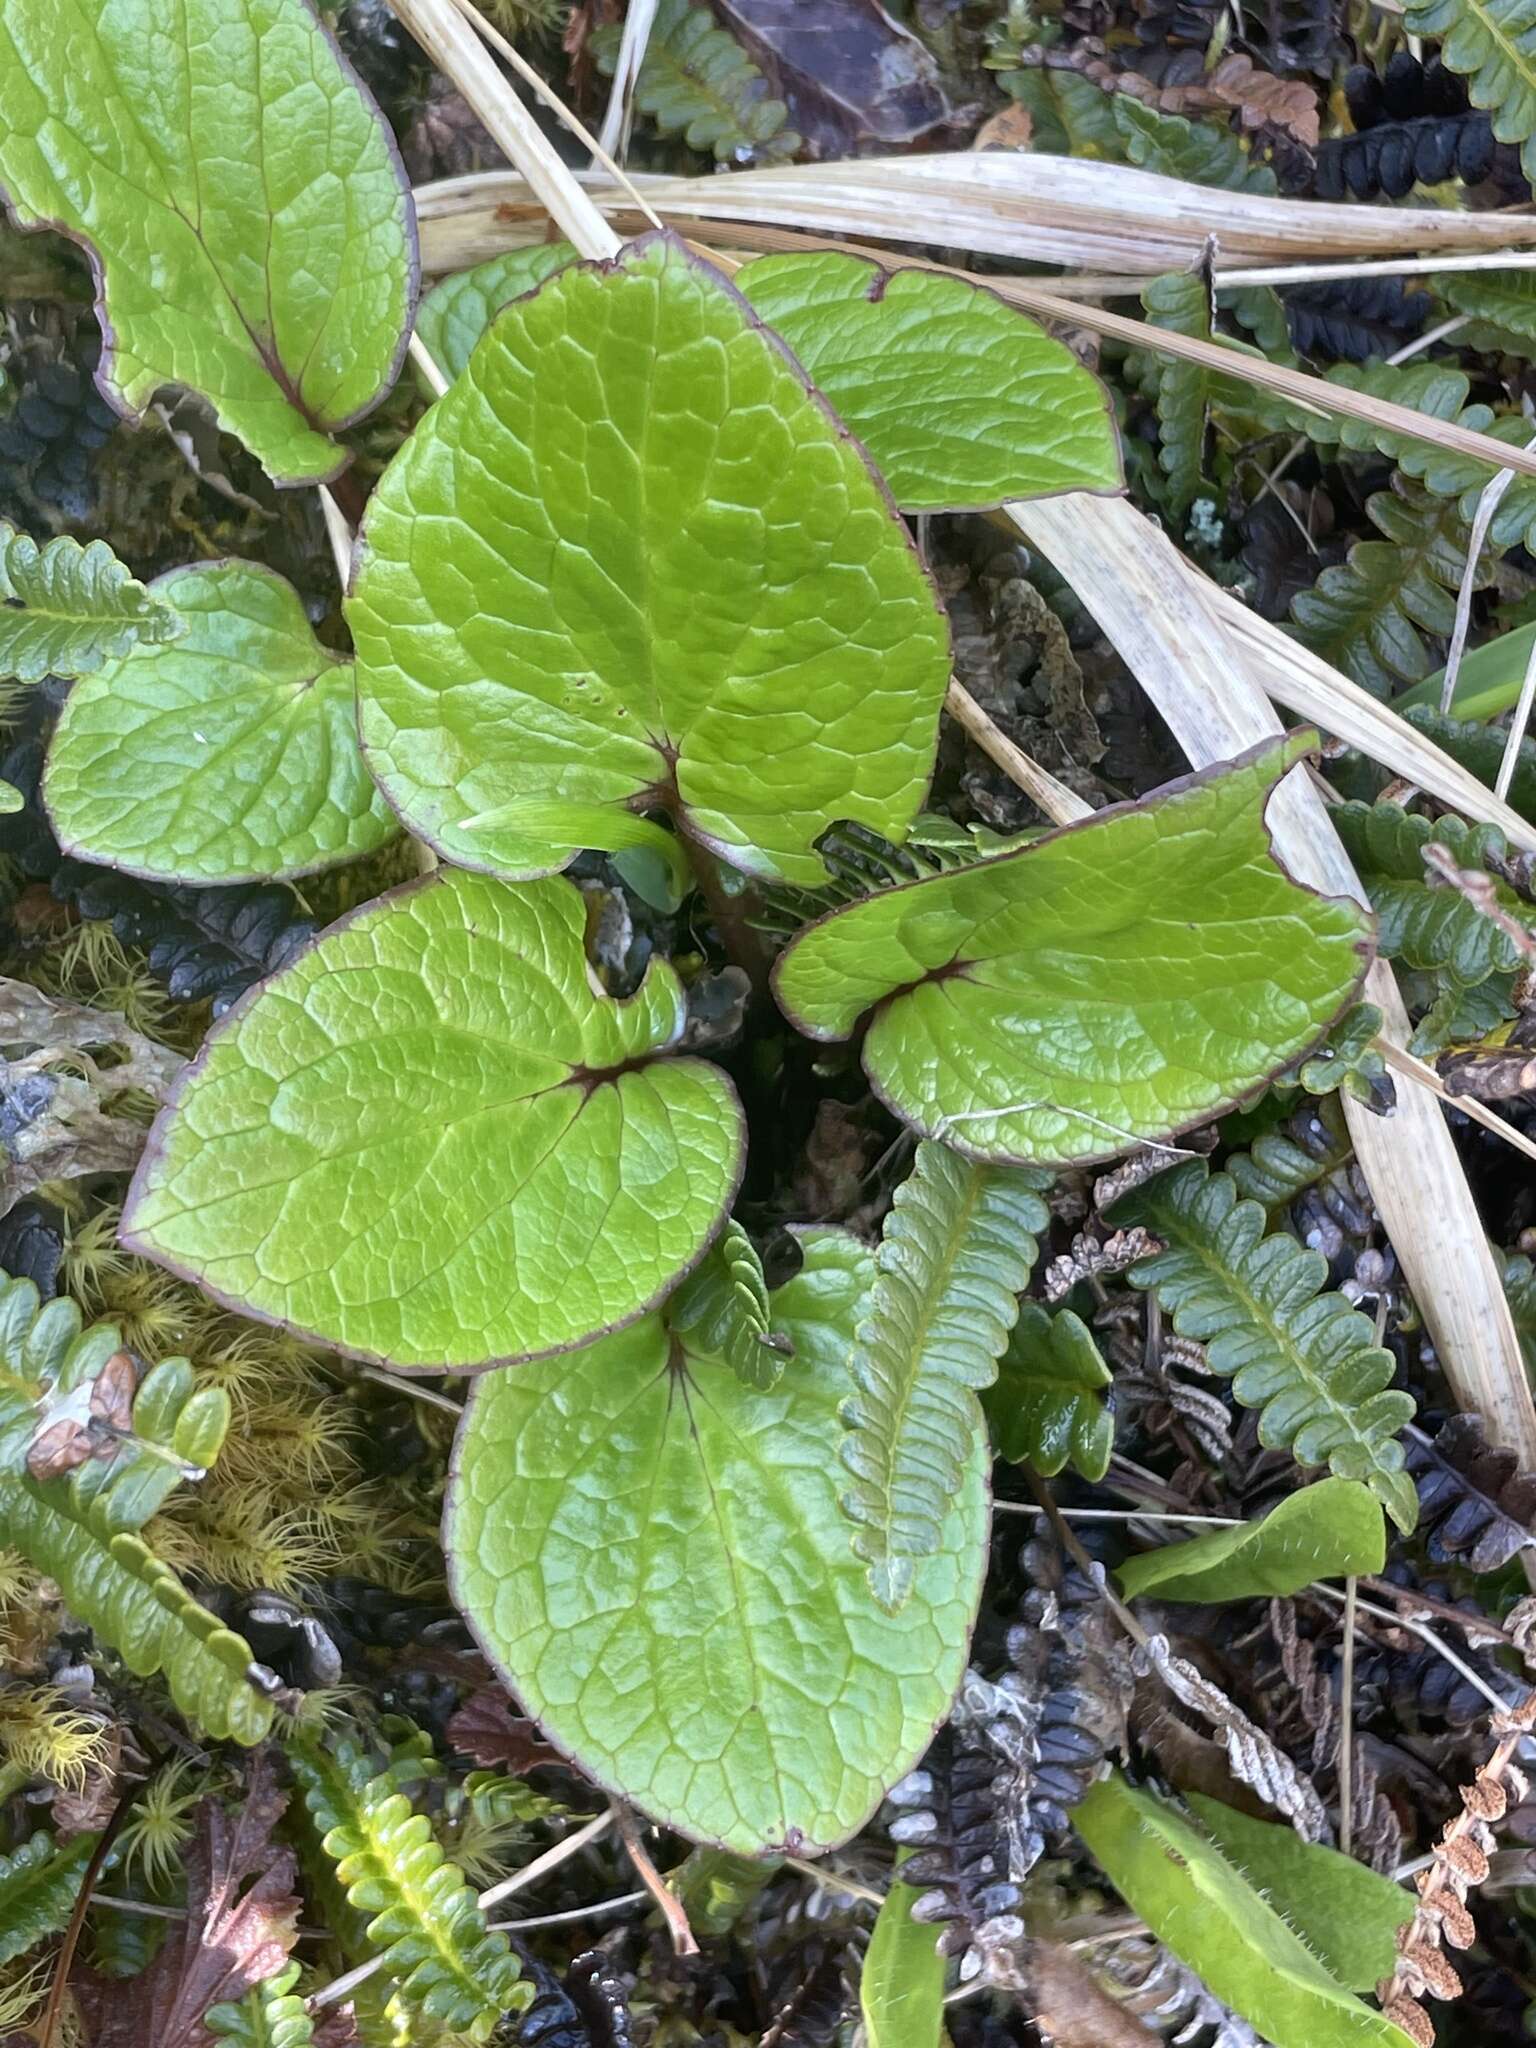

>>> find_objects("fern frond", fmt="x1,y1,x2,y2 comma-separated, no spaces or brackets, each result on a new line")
289,1737,524,2042
206,1961,316,2047
1289,483,1478,696
0,524,180,683
1225,1096,1353,1210
668,1218,791,1389
984,1302,1113,1480
593,0,798,162
1404,0,1536,183
1112,97,1278,192
1437,267,1536,352
1403,706,1536,820
1331,802,1527,984
1113,1163,1418,1529
841,1140,1050,1613
0,1276,269,1743
1140,274,1222,515
0,1831,96,1967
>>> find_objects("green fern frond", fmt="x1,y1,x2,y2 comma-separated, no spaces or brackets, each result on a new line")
1404,0,1536,182
983,1302,1113,1480
1437,267,1536,352
668,1219,791,1390
0,524,181,683
1288,483,1478,696
593,0,798,163
206,1962,316,2048
1113,1163,1418,1529
1112,97,1278,191
0,1831,96,1967
841,1140,1050,1612
0,1276,270,1744
1139,273,1221,515
1402,707,1536,820
1225,1096,1353,1211
674,1847,779,1938
1331,802,1527,984
289,1736,524,2041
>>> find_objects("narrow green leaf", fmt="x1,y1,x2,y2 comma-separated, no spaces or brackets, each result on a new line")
773,736,1372,1166
985,1302,1113,1481
1073,1773,1415,2048
45,561,397,884
736,250,1122,511
349,231,951,886
414,245,578,386
859,1855,946,2048
0,0,416,482
1187,1796,1413,1993
842,1140,1048,1610
0,778,20,814
1114,1163,1418,1530
122,870,745,1370
0,525,181,683
445,1231,987,1853
1400,616,1536,719
1116,1478,1386,1603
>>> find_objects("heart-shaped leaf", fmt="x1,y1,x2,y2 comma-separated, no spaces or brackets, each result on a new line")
348,231,952,886
1116,1477,1387,1604
985,1302,1113,1481
445,1231,987,1853
44,561,397,884
737,251,1123,511
773,736,1372,1166
0,0,416,483
1073,1773,1411,2048
1186,1797,1412,1993
121,871,745,1369
415,245,578,386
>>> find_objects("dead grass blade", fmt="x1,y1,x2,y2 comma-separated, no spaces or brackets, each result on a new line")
1014,493,1536,1478
412,156,1536,275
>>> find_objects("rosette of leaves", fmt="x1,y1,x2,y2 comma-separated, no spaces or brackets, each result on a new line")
445,1232,987,1853
0,0,416,482
122,869,746,1370
773,736,1373,1167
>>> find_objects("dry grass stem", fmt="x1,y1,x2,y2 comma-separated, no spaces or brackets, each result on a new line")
944,680,1092,826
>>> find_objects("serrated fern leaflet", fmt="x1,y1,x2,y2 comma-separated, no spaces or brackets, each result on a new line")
1113,1163,1418,1529
841,1140,1049,1612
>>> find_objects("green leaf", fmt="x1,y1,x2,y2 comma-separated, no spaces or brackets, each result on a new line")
843,1140,1048,1611
290,1736,523,2041
414,246,578,387
1401,705,1536,819
348,232,951,886
1116,1478,1385,1603
0,525,182,683
1187,1796,1413,1993
668,1217,791,1390
593,0,799,162
1401,616,1536,719
1073,1773,1414,2048
445,1230,987,1854
0,1831,97,1966
736,250,1122,511
1113,1163,1418,1530
206,1962,318,2048
1332,802,1526,986
44,560,397,884
985,1302,1113,1481
0,0,415,484
1111,96,1279,193
773,735,1372,1167
121,869,745,1370
1405,0,1536,183
859,1855,946,2048
1437,266,1536,353
1290,483,1480,698
0,778,20,814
